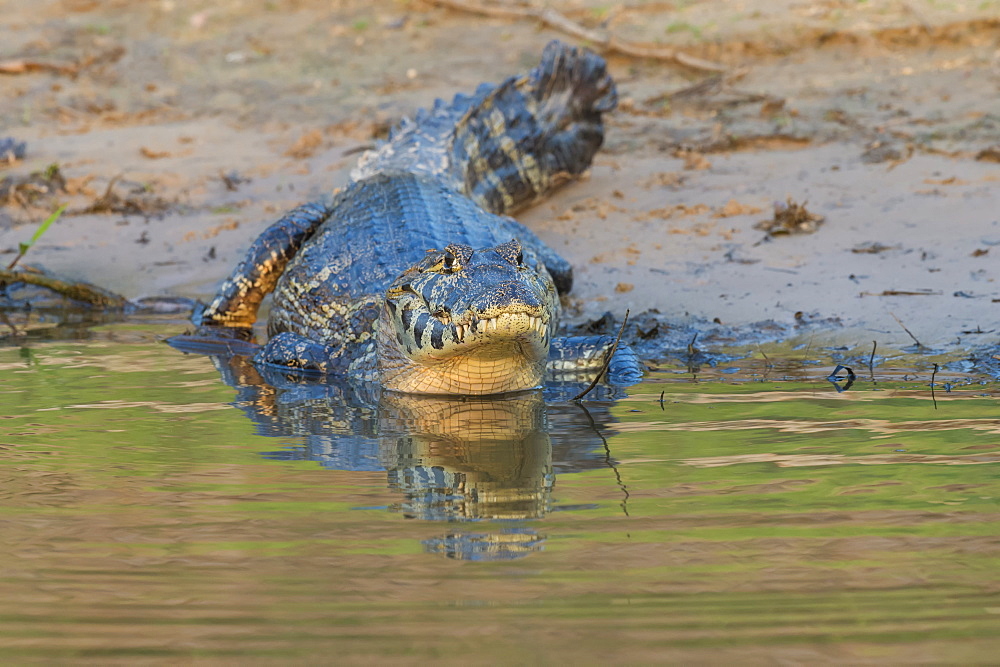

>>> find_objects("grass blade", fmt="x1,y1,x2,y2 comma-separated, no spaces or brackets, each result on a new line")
8,203,66,270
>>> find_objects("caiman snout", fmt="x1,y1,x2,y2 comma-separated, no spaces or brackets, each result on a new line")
465,279,547,315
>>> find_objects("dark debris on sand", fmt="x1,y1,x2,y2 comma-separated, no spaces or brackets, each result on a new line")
755,197,825,237
563,309,843,370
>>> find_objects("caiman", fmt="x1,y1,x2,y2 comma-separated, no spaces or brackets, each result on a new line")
169,41,640,395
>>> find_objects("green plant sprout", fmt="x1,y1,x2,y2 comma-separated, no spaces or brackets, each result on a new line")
7,204,67,271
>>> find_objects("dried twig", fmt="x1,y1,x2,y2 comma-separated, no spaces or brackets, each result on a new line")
755,198,824,237
862,289,941,297
756,341,772,368
889,311,923,348
70,175,172,218
930,363,939,410
0,47,124,79
868,340,877,384
572,309,629,401
0,59,77,76
687,332,698,356
428,0,727,73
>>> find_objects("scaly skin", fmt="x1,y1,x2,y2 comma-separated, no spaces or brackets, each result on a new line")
171,41,641,395
376,240,558,394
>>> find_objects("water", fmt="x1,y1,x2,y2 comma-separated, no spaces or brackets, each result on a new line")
2,319,1000,663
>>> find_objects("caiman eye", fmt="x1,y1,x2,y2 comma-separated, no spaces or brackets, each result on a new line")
431,252,461,274
387,283,420,299
495,239,523,266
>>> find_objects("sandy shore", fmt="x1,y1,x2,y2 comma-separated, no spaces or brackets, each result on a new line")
2,0,998,355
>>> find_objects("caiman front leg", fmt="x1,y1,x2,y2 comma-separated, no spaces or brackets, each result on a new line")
168,201,334,356
547,336,644,386
251,331,339,376
199,200,334,328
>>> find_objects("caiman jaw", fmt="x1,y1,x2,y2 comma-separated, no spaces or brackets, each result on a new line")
377,306,551,395
380,348,547,395
377,239,558,395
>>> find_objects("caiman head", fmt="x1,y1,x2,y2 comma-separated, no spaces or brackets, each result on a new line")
376,239,559,395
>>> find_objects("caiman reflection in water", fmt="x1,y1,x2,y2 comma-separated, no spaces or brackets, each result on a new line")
213,354,625,561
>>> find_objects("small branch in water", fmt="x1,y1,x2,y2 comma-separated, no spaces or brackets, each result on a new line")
868,340,878,384
889,311,923,348
686,332,700,376
0,268,129,308
687,332,698,356
931,363,939,410
427,0,728,72
572,309,629,401
756,342,772,368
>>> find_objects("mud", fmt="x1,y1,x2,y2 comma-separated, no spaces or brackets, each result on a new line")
1,0,998,362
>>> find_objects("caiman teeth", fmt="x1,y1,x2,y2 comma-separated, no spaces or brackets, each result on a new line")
453,314,547,343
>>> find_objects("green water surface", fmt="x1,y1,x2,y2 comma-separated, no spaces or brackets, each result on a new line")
2,322,999,664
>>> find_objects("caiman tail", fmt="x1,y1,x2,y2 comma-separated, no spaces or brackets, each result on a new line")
352,41,617,216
